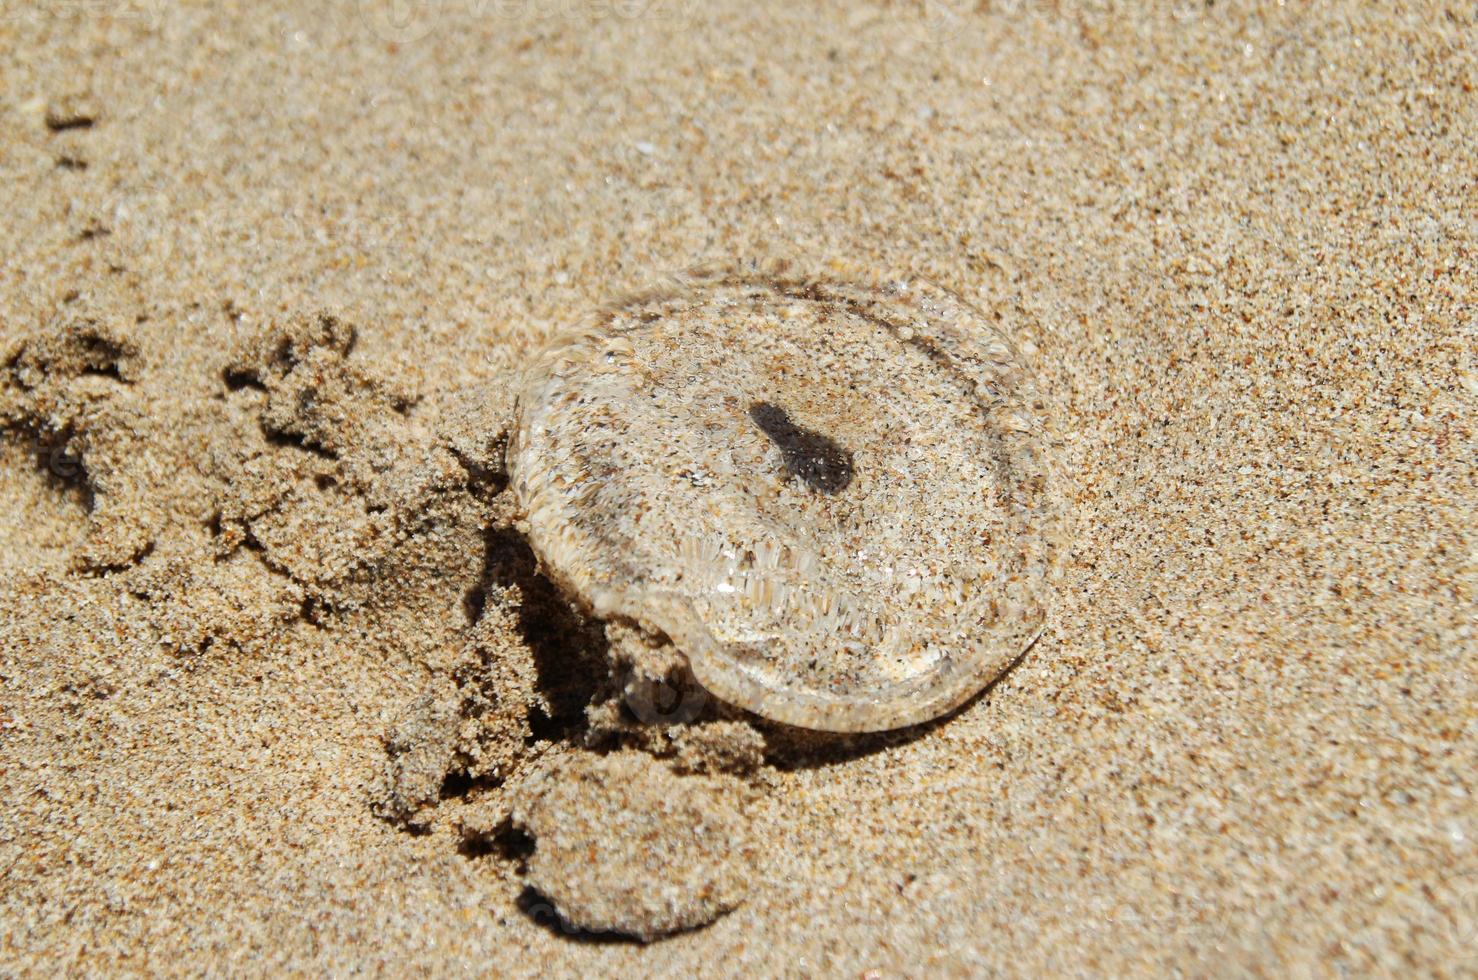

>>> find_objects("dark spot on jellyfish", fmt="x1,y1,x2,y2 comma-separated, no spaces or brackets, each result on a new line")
747,401,854,494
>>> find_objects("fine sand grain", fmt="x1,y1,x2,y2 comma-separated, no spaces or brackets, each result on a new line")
1,2,1475,975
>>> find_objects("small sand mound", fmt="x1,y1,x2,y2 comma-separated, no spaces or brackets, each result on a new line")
510,751,753,941
1,298,159,569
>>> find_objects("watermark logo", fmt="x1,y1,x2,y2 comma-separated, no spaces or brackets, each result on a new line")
359,0,439,44
46,442,84,482
1452,869,1478,953
1,0,162,30
621,668,707,725
517,888,628,942
882,0,974,47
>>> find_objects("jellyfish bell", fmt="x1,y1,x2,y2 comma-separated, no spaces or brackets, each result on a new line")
508,266,1063,733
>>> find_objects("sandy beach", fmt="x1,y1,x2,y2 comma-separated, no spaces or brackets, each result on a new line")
2,1,1475,974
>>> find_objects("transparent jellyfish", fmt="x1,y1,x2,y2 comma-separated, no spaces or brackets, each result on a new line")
508,266,1063,732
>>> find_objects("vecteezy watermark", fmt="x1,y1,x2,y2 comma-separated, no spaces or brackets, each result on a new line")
620,667,708,726
0,0,163,29
1451,869,1478,954
46,441,84,482
517,887,632,942
879,0,976,47
358,0,702,46
358,0,437,44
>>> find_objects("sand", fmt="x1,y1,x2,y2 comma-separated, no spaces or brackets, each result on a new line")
1,0,1475,975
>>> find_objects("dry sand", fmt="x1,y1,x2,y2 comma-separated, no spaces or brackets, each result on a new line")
1,1,1475,975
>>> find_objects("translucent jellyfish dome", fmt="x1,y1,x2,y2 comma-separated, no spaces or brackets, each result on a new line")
508,267,1063,732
